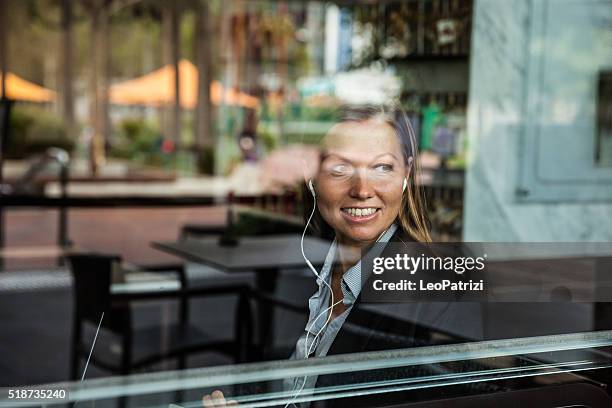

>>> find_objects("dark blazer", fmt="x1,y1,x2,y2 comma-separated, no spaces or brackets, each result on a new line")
327,228,484,355
313,228,486,407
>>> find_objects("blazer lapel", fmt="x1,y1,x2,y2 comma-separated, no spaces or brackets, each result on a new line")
326,228,419,356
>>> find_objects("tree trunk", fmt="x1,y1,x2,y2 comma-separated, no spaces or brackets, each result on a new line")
194,0,214,172
171,3,181,150
89,5,101,174
163,2,181,149
60,0,75,142
0,0,9,253
161,5,170,139
99,2,110,156
88,0,110,175
0,0,7,100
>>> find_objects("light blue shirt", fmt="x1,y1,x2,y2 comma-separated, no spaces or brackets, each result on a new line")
286,224,398,403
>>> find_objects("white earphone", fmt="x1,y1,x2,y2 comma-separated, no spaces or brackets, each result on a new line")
301,181,341,358
289,179,336,407
402,177,407,192
308,179,316,197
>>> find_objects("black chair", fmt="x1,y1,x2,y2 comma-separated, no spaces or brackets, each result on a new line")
68,253,252,379
126,261,191,326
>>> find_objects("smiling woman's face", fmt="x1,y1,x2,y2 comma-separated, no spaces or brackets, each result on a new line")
314,118,408,247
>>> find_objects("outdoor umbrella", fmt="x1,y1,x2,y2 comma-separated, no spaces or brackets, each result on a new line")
109,59,259,109
0,72,56,102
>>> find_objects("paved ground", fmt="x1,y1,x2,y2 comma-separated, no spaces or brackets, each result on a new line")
3,206,228,269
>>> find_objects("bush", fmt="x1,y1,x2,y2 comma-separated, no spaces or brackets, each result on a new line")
6,105,72,159
117,117,160,153
109,117,162,161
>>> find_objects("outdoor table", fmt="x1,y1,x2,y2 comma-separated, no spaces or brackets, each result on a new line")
151,234,330,359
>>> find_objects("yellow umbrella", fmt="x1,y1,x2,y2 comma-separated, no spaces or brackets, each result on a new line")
0,72,56,102
109,59,259,109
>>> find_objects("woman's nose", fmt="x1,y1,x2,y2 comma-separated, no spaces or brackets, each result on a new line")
349,171,374,200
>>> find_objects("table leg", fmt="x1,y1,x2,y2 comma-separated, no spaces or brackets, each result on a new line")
255,268,279,359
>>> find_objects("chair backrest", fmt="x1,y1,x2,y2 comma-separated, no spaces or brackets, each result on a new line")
67,253,123,327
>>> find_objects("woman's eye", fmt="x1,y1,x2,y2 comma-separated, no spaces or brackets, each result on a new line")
330,164,351,175
374,164,394,173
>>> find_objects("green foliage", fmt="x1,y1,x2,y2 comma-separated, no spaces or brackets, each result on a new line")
111,117,217,173
258,127,277,152
294,105,339,122
110,117,165,165
181,112,194,146
6,105,72,159
109,16,162,78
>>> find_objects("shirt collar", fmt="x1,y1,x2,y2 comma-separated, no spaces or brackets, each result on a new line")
317,223,399,298
342,223,397,300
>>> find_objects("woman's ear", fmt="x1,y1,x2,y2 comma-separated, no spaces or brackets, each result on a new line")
300,149,320,184
301,158,315,185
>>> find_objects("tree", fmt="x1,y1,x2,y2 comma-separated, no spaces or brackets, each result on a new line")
194,0,213,154
162,1,181,148
83,0,112,174
59,0,75,142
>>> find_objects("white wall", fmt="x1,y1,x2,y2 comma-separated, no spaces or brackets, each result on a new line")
463,0,612,242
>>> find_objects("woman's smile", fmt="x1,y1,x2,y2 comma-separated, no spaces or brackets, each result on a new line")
340,207,381,223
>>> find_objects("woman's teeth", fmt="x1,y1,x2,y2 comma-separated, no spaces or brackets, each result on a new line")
342,208,377,217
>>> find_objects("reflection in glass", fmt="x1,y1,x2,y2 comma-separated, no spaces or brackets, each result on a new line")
10,331,612,408
597,71,612,166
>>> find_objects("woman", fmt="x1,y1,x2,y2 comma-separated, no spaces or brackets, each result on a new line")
290,103,431,357
204,103,450,407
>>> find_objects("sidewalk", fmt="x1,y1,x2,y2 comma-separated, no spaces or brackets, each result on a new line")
4,206,227,270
